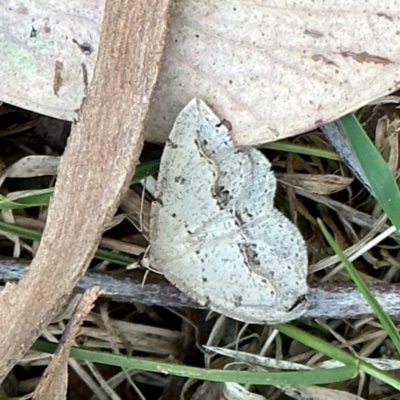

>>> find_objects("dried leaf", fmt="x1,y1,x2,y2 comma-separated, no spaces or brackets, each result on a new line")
280,385,365,400
2,2,400,144
149,2,400,145
223,383,266,400
278,173,354,195
0,156,59,187
0,0,103,120
375,115,400,176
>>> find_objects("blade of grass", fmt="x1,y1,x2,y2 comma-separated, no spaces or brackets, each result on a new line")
338,114,400,231
0,159,159,211
0,221,45,241
316,219,400,390
0,221,136,266
318,219,400,354
32,340,356,386
275,324,357,367
276,322,400,391
261,141,340,161
131,159,160,184
358,358,400,390
0,191,52,210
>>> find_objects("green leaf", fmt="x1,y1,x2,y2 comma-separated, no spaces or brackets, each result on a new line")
131,159,160,184
0,190,52,210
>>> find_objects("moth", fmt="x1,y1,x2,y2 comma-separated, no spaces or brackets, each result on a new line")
149,98,308,324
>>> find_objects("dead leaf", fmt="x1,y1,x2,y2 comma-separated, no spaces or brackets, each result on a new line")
223,383,266,400
2,2,400,145
278,173,353,195
0,0,104,120
0,156,59,187
375,115,400,176
280,385,365,400
148,2,400,145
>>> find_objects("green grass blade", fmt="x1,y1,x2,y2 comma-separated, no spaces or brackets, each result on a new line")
33,340,356,386
338,114,400,231
358,358,400,391
0,191,52,210
131,159,160,184
0,221,42,241
318,219,400,355
275,324,357,367
0,221,136,266
261,141,340,160
94,248,136,266
277,320,400,391
0,160,159,211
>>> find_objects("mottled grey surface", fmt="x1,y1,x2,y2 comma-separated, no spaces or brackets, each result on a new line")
149,99,308,324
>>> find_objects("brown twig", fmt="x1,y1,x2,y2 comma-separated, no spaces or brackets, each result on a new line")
0,0,171,381
1,258,399,320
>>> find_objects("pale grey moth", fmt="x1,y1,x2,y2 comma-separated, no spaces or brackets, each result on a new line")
149,98,309,324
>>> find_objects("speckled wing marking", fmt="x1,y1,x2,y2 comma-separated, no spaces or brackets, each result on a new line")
149,98,308,324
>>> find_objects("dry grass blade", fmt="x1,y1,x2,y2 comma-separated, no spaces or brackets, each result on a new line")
33,287,102,400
